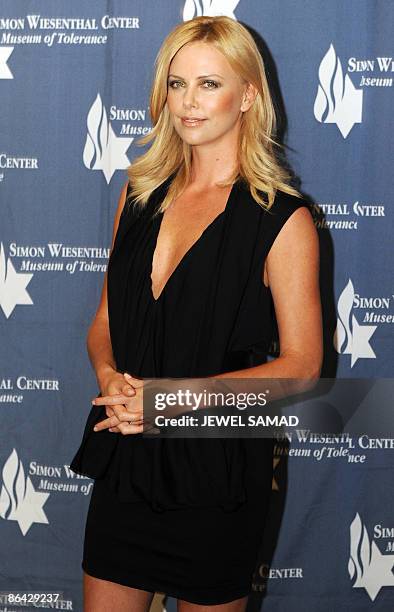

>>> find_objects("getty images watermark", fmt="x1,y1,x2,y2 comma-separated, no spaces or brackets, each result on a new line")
139,377,394,439
152,385,298,428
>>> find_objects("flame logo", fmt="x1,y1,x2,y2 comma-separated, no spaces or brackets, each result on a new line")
333,278,376,368
183,0,240,20
348,512,372,583
314,44,363,138
82,93,132,184
0,449,26,520
83,93,109,169
0,448,50,535
334,278,355,355
348,512,394,601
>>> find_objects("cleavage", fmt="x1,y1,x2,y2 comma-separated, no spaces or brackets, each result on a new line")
150,187,232,301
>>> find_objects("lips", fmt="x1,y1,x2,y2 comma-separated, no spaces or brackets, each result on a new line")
181,117,206,126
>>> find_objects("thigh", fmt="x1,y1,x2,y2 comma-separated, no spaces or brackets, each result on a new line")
83,571,154,612
177,594,248,612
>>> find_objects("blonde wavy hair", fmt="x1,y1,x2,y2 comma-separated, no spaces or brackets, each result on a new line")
126,15,301,215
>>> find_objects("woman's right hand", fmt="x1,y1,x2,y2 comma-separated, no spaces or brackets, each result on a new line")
97,369,137,433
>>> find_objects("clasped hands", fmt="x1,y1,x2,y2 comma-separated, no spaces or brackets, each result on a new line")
91,370,218,436
92,371,159,435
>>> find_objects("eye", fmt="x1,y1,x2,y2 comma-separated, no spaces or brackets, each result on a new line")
168,80,183,89
202,80,219,89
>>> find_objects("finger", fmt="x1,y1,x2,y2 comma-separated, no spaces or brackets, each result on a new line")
112,404,143,421
92,394,136,406
122,381,136,396
93,414,120,431
117,411,144,424
105,403,126,419
110,419,152,433
123,372,145,388
117,421,144,435
94,410,144,431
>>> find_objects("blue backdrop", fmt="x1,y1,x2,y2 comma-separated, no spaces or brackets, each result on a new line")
1,1,393,610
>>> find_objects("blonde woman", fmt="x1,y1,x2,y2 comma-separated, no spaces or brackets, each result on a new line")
70,15,322,612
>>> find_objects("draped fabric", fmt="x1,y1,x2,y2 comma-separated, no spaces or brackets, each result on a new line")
70,176,309,512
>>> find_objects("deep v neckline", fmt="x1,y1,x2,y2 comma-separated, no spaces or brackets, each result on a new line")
150,181,237,303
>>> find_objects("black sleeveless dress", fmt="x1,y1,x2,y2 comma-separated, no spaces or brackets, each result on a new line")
69,175,308,605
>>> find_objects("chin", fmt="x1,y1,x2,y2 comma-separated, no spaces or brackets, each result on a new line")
178,133,207,144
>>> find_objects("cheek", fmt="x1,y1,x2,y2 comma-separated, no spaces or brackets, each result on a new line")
166,90,182,112
166,94,176,112
209,92,239,116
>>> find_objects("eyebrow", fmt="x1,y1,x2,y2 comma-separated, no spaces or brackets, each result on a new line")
168,73,224,79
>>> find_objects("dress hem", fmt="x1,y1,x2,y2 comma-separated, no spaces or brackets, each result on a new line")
81,560,252,606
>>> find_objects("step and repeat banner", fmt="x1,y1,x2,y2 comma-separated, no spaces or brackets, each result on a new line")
1,1,393,611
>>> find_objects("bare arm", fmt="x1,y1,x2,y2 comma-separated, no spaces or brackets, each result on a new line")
87,180,129,392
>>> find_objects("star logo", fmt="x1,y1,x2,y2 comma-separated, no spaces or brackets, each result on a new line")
333,278,377,367
0,449,50,536
349,512,394,601
83,93,133,184
0,242,34,318
0,47,14,79
183,0,240,21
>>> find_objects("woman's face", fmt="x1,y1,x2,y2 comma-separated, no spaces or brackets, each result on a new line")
166,42,252,148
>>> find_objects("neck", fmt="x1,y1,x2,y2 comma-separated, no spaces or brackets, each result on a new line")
188,128,240,188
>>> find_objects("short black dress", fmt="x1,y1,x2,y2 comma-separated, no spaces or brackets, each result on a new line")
70,175,308,605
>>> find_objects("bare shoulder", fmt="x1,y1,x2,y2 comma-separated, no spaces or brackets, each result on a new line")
269,193,317,257
264,194,319,290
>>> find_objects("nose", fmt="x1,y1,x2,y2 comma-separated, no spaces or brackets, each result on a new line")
182,84,198,109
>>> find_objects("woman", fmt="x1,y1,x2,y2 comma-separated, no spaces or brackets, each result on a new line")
70,15,322,612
